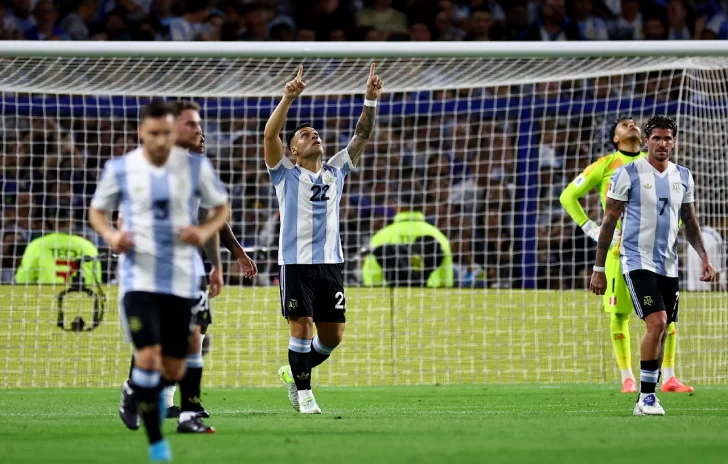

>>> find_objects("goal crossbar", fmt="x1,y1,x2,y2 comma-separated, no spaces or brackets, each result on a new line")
2,41,728,58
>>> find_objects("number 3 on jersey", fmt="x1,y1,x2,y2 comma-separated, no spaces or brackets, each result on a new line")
310,185,330,202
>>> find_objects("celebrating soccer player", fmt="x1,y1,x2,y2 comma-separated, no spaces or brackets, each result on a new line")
89,101,230,460
590,115,715,416
561,117,693,393
263,63,382,414
117,101,257,435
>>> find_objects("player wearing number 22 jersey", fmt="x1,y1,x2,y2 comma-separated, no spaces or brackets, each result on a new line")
264,63,383,414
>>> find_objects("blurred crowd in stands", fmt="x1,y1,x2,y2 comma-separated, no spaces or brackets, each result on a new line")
2,0,728,42
1,0,726,289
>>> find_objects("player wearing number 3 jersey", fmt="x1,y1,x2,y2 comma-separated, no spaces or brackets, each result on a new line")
264,63,383,414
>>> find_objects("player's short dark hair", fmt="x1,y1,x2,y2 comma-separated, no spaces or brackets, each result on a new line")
171,100,201,116
610,116,635,148
644,114,678,138
287,122,314,149
139,100,176,122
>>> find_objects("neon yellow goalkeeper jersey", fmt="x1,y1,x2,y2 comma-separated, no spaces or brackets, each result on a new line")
560,150,646,228
14,233,101,285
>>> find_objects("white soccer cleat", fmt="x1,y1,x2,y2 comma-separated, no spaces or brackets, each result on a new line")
633,393,666,416
278,365,299,411
297,390,322,414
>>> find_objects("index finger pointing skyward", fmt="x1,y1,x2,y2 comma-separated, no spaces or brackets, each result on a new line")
369,62,376,79
297,65,303,79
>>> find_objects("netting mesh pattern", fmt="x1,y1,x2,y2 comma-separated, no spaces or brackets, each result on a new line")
0,55,727,387
2,56,726,96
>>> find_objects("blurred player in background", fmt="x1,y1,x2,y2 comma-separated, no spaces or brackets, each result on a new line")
89,100,230,460
15,208,101,285
591,115,714,416
686,226,725,291
560,117,693,393
263,63,382,414
118,101,257,435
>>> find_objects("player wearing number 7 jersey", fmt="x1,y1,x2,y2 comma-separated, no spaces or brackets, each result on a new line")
560,117,693,394
590,115,714,416
263,63,383,414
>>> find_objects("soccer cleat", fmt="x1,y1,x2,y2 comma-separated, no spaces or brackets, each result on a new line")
278,365,299,411
177,416,216,434
149,439,172,462
660,377,694,393
165,405,181,419
621,378,638,393
195,408,211,419
119,380,140,431
633,393,666,416
298,391,322,414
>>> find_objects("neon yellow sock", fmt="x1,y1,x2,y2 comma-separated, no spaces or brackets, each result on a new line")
662,322,677,378
610,312,632,374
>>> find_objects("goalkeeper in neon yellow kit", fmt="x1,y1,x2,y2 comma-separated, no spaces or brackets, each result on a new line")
560,117,693,393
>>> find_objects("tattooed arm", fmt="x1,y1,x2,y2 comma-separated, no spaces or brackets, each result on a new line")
198,207,258,279
346,106,376,168
345,62,383,168
590,197,625,295
594,198,626,268
198,207,221,268
681,203,708,260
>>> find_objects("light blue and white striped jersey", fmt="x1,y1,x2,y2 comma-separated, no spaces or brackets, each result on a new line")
91,147,228,298
267,149,353,265
608,157,695,277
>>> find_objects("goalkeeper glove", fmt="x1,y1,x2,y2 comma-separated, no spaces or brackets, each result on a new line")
581,220,620,248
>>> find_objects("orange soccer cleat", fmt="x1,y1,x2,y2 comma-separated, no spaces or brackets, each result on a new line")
621,378,638,393
661,377,695,393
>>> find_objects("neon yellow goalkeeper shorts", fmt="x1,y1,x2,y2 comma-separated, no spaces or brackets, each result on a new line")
603,247,633,314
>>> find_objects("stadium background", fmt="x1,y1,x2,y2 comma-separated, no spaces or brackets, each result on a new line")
1,0,728,390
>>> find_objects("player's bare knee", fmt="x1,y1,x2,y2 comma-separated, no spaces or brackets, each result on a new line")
288,316,314,339
646,312,668,337
134,346,161,371
316,322,345,348
188,328,202,354
161,358,186,381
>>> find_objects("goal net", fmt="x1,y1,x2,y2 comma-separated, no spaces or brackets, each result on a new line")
1,43,727,388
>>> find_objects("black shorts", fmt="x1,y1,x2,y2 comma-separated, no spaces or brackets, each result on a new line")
279,264,346,323
192,277,212,333
623,270,680,323
121,291,197,359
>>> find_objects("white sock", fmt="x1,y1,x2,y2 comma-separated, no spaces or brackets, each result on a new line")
199,334,205,355
621,369,635,382
662,367,675,380
163,385,176,408
297,389,313,403
179,411,197,423
638,392,654,402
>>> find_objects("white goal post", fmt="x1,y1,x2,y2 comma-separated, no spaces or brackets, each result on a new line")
1,41,727,388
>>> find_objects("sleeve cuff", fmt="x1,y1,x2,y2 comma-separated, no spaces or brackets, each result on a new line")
606,192,628,201
266,156,294,170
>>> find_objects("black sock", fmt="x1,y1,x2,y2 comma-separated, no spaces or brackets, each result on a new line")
131,367,164,444
640,360,660,394
288,337,312,391
180,353,203,412
128,354,136,384
311,337,334,369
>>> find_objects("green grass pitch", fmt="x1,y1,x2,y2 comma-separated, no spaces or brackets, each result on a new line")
3,385,728,464
1,286,728,462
